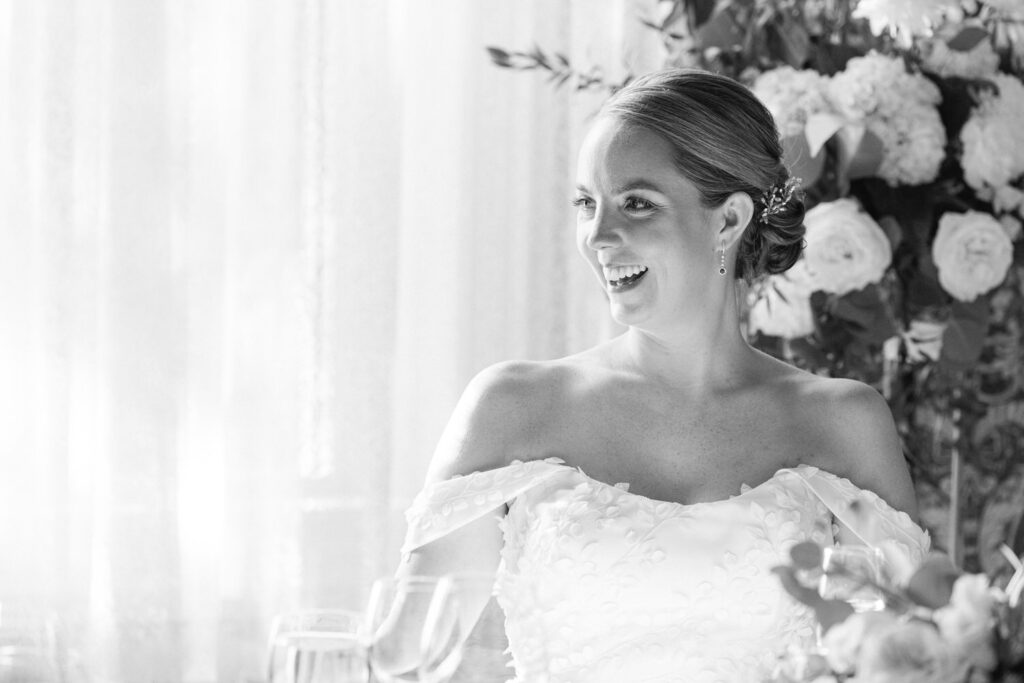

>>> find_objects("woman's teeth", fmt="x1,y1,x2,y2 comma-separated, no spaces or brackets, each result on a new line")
606,265,648,287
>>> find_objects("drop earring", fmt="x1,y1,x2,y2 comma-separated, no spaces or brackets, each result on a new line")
718,247,727,276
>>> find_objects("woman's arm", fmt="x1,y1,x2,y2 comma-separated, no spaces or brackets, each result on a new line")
391,361,547,679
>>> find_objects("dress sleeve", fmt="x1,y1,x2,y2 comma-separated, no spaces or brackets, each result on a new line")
791,466,932,584
401,457,568,558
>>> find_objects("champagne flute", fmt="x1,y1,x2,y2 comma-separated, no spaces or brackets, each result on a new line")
267,609,369,683
818,545,887,612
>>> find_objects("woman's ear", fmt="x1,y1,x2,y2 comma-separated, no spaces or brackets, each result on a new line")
717,191,755,250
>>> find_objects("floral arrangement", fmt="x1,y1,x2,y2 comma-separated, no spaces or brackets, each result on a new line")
771,538,1024,682
487,0,1024,573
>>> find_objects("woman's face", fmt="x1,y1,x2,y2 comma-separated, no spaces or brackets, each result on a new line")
574,116,720,332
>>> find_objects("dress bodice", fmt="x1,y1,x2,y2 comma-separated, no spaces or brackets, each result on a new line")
401,458,930,683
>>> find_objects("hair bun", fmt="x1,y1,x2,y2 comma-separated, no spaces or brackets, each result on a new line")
735,179,806,279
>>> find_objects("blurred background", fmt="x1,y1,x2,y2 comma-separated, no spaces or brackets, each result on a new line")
0,1,644,680
3,0,1024,681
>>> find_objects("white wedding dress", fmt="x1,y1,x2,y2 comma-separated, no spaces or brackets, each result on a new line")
401,458,930,683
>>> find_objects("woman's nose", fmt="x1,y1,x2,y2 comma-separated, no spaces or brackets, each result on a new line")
584,210,622,250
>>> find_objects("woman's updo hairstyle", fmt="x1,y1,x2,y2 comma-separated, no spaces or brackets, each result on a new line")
600,69,806,281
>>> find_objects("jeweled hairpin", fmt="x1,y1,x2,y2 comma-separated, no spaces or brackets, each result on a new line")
759,177,802,222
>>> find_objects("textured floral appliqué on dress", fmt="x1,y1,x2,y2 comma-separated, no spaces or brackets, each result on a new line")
402,459,930,683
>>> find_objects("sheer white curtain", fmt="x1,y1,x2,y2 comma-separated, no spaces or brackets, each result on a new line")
0,0,661,680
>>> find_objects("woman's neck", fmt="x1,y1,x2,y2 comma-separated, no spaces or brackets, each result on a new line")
619,290,753,392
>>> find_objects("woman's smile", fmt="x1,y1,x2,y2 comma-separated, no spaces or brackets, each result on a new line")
605,264,649,291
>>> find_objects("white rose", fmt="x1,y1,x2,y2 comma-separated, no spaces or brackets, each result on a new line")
823,611,898,674
923,35,1000,79
1001,214,1023,241
747,260,816,339
960,74,1024,192
803,199,892,296
852,0,962,44
933,573,999,671
993,185,1024,215
855,618,966,683
932,211,1013,301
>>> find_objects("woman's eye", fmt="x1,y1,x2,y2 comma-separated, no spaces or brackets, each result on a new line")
571,196,594,211
623,197,656,213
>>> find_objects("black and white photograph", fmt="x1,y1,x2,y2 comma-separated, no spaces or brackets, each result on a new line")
4,1,1024,681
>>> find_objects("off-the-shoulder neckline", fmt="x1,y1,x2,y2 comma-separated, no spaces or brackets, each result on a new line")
502,457,914,522
532,458,806,510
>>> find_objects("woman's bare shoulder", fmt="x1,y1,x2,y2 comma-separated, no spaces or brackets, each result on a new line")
424,358,579,483
776,370,918,516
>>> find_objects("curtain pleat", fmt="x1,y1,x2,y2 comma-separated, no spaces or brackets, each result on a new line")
0,1,651,680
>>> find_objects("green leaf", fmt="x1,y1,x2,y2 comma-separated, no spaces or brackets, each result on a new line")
772,566,856,632
696,8,743,51
529,45,551,69
939,298,990,371
844,129,885,181
686,0,717,29
657,0,688,31
813,42,866,76
832,285,899,345
804,113,844,157
903,553,961,609
947,26,989,52
877,215,903,251
781,134,825,187
770,13,811,67
906,258,947,311
485,46,512,67
790,541,824,570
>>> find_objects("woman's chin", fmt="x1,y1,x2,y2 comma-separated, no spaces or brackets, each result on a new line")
607,299,652,327
601,274,656,325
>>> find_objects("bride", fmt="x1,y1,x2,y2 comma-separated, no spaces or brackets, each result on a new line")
397,69,930,682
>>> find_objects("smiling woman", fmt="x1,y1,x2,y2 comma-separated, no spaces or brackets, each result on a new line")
396,69,929,682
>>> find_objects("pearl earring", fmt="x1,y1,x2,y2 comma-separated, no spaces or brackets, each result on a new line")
718,247,727,276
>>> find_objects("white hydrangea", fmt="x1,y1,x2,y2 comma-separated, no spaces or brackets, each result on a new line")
829,52,941,120
868,105,948,186
828,52,946,185
960,74,1024,192
752,67,835,138
923,35,1000,79
853,0,962,45
747,261,817,340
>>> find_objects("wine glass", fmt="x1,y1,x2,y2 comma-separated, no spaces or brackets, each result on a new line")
267,609,369,683
418,573,496,683
0,604,65,683
818,545,887,612
366,575,469,683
